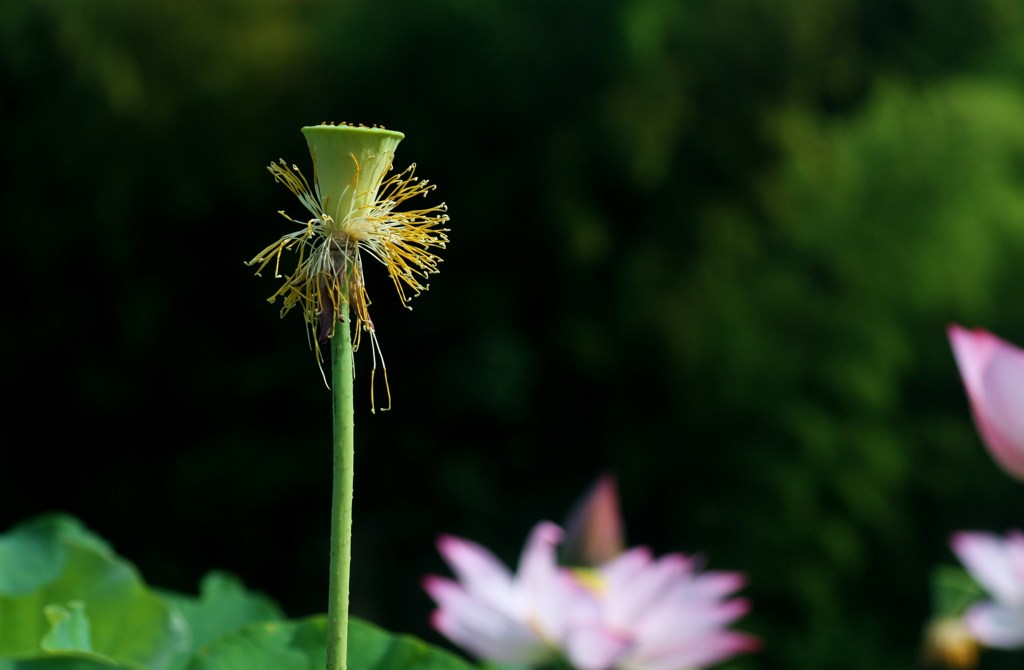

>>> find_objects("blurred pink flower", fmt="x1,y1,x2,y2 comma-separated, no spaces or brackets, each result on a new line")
951,530,1024,648
563,549,758,670
422,521,583,664
425,520,756,669
948,324,1024,479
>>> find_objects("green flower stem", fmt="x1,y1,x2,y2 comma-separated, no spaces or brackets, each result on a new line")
328,304,355,670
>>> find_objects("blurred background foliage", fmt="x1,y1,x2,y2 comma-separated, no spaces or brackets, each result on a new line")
5,0,1024,668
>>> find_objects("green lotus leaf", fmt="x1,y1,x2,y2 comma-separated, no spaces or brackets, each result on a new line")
41,602,96,654
0,517,109,597
930,565,985,618
159,572,284,651
0,515,188,670
0,659,125,670
347,617,477,670
186,616,476,670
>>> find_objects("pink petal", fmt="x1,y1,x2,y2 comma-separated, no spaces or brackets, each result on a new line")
964,602,1024,649
949,325,998,402
951,531,1024,606
564,624,633,670
518,522,574,637
436,534,515,608
626,631,760,670
634,597,752,644
686,571,747,600
564,473,627,566
423,576,550,663
604,554,690,628
948,325,1024,479
982,346,1024,464
600,546,655,592
430,609,552,663
638,602,753,655
518,522,564,584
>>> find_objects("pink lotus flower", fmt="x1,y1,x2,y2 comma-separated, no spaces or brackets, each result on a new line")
563,548,758,670
951,530,1024,648
948,324,1024,479
422,522,583,664
425,522,757,669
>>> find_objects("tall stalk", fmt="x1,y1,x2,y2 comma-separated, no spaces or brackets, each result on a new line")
327,304,355,670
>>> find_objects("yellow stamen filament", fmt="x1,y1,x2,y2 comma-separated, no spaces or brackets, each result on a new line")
247,152,449,411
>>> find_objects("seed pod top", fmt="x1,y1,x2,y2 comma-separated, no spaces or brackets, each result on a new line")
301,124,405,233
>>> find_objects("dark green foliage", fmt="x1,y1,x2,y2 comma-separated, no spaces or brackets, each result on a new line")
4,1,1024,668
